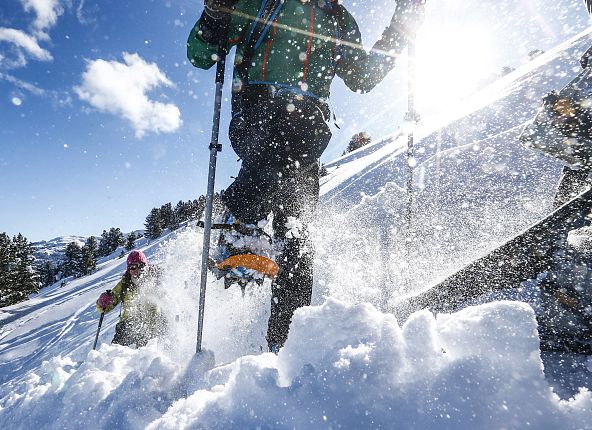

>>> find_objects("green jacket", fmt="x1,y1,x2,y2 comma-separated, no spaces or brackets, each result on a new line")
187,0,407,99
97,266,161,322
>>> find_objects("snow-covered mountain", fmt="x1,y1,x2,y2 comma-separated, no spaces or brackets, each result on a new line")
32,229,147,269
32,236,88,266
2,28,592,430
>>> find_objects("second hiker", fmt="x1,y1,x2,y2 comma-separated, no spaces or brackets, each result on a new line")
95,250,166,348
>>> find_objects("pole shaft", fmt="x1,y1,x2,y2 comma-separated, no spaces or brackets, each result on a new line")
196,48,227,354
405,40,416,228
93,312,104,350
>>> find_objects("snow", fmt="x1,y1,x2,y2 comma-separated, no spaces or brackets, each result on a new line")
1,299,591,429
568,226,592,256
2,17,592,430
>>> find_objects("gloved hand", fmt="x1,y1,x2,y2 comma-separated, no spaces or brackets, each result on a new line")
96,290,114,313
199,0,240,45
581,44,592,69
391,0,426,39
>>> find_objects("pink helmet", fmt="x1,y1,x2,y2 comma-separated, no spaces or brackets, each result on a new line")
127,250,148,267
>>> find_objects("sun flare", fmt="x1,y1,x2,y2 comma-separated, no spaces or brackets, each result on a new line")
414,22,499,115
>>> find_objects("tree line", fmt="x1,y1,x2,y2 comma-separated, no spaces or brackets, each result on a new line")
0,195,216,307
144,195,222,239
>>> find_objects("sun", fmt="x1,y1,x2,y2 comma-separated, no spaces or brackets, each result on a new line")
413,22,499,116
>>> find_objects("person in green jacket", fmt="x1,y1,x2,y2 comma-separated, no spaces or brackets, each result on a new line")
187,0,425,352
95,250,165,348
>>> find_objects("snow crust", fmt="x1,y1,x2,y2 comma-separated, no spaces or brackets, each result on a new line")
1,299,591,429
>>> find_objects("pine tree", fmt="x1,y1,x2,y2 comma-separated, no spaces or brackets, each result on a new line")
98,228,124,256
195,196,206,219
11,234,40,303
63,242,83,277
125,232,138,250
38,261,57,287
174,200,190,225
0,233,15,307
108,228,125,250
343,132,371,155
0,233,39,307
145,208,162,239
160,202,175,230
97,230,111,257
80,236,98,275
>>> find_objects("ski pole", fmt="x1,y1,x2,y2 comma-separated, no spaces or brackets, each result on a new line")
404,0,425,230
93,312,104,350
196,45,227,354
404,37,418,231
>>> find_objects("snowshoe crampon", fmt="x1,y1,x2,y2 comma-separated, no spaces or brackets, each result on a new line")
520,67,592,168
208,254,278,294
216,254,279,279
205,211,280,292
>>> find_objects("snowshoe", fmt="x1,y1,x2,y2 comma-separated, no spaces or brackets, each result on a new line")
520,66,592,168
208,212,279,293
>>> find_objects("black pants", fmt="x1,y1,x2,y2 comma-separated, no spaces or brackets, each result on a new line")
223,90,331,349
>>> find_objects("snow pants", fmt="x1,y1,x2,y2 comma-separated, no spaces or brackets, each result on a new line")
111,315,166,348
224,87,332,349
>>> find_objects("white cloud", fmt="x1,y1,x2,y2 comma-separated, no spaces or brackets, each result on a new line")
0,1,64,69
75,0,95,25
20,0,64,36
0,72,45,95
0,28,53,62
74,52,182,138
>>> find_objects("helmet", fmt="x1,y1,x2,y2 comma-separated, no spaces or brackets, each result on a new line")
127,250,148,267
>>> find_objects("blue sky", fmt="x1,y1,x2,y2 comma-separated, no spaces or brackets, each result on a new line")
0,0,589,242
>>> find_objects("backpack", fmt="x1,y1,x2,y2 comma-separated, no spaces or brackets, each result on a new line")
235,0,347,84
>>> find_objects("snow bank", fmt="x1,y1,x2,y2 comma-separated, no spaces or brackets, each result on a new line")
2,299,590,430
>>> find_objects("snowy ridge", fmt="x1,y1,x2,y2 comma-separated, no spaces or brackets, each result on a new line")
2,28,592,430
32,236,88,265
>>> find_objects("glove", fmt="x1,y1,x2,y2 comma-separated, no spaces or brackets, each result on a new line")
391,0,426,39
581,44,592,69
198,0,240,45
96,290,114,313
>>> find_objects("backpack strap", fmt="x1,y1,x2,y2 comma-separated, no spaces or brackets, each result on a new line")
235,0,285,84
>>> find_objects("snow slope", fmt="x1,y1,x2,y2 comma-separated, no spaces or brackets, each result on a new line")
2,28,592,430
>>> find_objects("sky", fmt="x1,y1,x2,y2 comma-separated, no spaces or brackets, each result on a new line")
0,0,589,242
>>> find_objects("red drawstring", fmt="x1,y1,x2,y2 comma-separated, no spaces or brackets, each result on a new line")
303,5,315,82
262,17,279,80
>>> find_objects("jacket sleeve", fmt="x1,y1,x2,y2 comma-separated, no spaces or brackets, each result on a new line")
111,279,124,306
336,9,407,93
187,0,255,70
